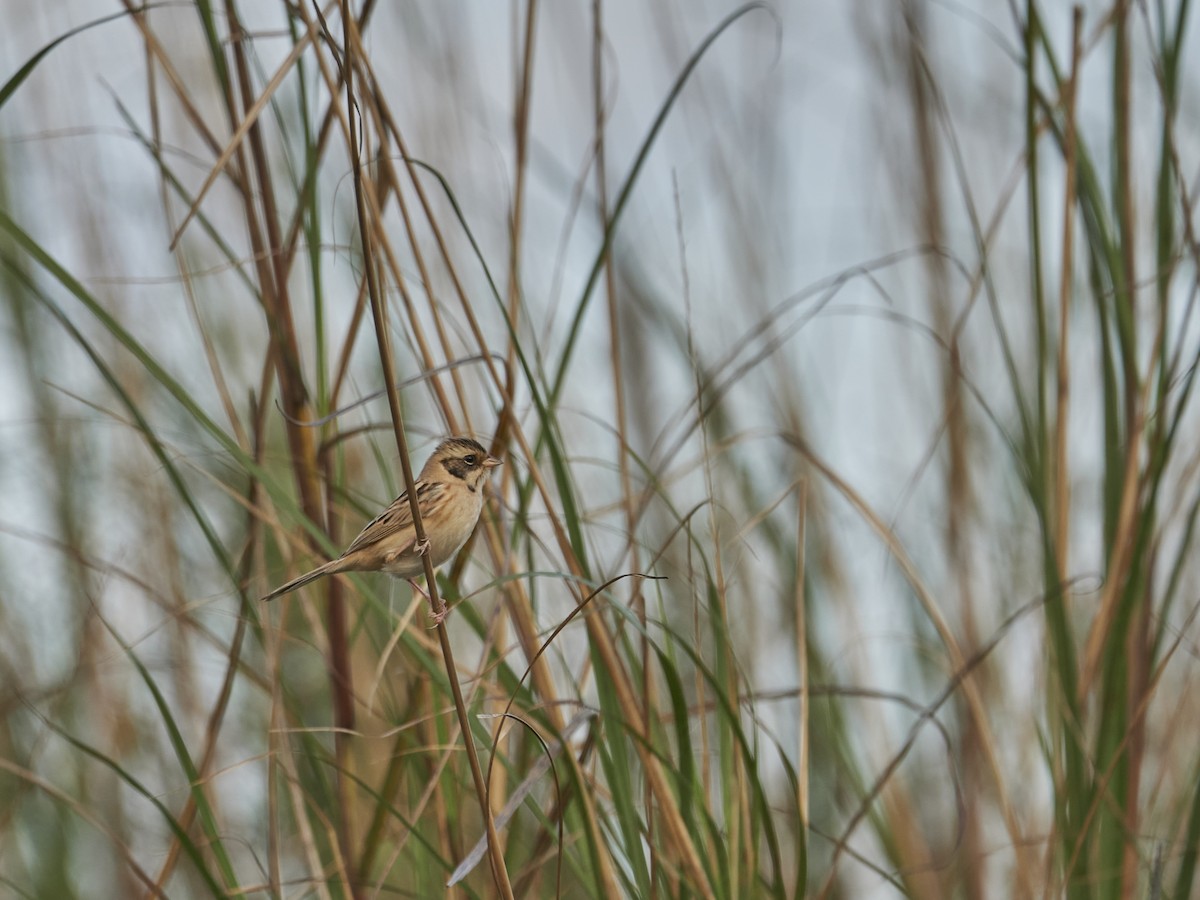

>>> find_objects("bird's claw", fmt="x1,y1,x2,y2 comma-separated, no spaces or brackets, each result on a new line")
414,537,431,557
408,578,447,627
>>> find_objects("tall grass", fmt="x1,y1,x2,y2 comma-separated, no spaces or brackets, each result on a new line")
0,1,1198,897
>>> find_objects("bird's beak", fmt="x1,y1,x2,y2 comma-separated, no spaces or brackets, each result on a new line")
483,456,503,469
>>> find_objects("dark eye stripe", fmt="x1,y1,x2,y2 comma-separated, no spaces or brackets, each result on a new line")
442,456,474,480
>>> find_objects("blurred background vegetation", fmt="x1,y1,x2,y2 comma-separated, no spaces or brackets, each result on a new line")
1,1,1199,897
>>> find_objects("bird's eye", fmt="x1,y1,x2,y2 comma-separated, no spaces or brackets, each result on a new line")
463,454,477,466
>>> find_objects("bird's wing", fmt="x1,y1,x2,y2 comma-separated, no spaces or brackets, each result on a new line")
342,481,444,556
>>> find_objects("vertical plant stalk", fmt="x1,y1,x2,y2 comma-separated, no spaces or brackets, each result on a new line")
793,480,809,861
1054,9,1081,608
592,0,656,890
339,5,514,897
1112,6,1149,896
503,0,537,438
1088,0,1145,688
478,8,539,830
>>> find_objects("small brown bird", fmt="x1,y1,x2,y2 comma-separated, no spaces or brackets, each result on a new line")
262,437,501,620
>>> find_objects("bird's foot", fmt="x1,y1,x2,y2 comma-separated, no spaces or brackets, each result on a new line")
414,537,431,557
407,577,447,626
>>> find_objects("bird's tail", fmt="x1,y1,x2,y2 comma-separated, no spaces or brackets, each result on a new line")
262,558,349,601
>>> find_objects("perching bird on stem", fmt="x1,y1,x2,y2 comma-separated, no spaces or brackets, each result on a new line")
262,437,501,623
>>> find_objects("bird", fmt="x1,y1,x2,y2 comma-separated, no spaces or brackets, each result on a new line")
262,436,502,622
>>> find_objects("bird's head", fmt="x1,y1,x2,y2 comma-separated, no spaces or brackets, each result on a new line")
425,437,502,491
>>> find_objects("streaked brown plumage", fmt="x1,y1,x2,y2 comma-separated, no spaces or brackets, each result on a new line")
262,437,501,615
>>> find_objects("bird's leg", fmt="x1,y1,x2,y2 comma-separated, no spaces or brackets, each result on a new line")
408,578,449,627
410,538,437,622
